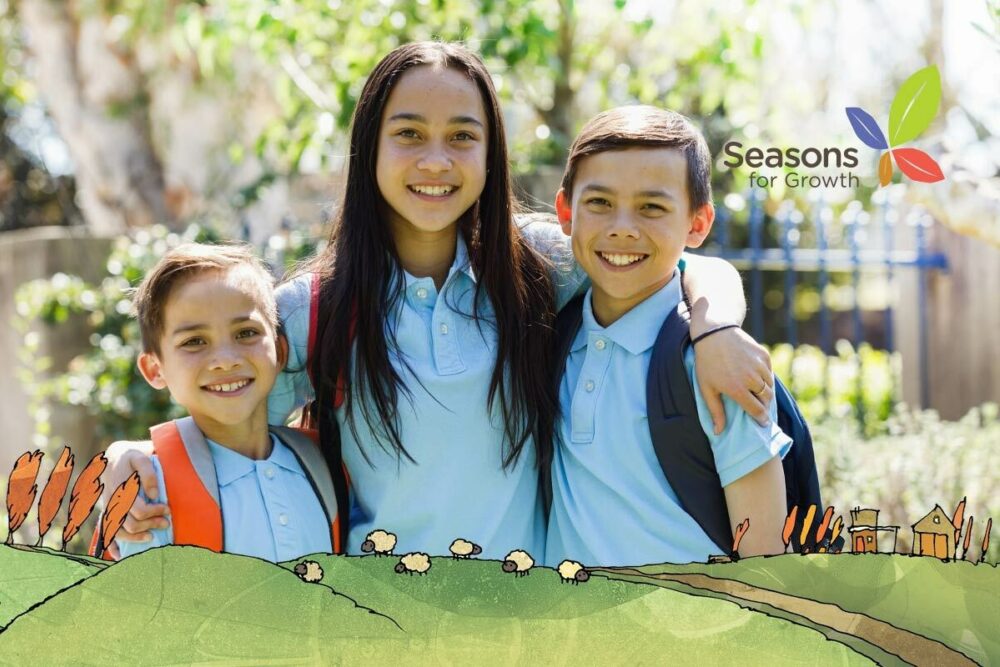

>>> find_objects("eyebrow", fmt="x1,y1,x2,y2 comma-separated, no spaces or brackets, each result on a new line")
386,112,484,127
581,184,676,201
171,316,257,335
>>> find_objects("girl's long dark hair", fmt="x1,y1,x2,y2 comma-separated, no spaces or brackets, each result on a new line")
304,42,556,472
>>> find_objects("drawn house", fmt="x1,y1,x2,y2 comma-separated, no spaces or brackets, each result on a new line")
848,508,898,554
912,505,956,560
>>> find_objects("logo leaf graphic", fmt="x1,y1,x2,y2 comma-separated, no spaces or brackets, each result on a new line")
846,107,888,149
878,152,893,186
888,65,941,146
892,148,944,183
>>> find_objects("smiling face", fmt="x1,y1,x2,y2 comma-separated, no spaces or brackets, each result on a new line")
137,268,285,440
556,147,714,326
375,64,488,241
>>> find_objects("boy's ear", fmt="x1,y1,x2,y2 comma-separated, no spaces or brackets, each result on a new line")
686,202,716,248
137,352,168,390
555,189,573,235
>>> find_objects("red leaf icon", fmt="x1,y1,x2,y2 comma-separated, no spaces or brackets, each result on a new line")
878,152,893,187
892,148,944,183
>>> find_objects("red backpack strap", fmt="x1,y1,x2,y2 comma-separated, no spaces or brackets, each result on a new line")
306,272,321,388
306,273,356,409
152,421,224,552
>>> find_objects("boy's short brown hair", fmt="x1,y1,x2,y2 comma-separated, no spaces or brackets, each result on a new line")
132,243,278,356
560,105,712,210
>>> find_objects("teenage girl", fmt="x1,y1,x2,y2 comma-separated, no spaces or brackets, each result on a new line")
105,42,774,560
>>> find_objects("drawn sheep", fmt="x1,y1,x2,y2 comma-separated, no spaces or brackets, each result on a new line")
395,552,431,575
449,538,483,559
361,529,397,557
502,550,534,576
557,560,590,585
294,560,324,583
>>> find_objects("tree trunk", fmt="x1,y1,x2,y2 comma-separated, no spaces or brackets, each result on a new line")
548,0,576,148
17,0,175,234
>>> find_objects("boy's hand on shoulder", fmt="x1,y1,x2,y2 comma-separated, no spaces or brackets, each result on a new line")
103,440,169,545
694,327,774,434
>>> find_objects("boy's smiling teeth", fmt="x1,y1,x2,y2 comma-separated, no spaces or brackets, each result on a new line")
599,252,647,266
204,379,251,393
409,184,455,196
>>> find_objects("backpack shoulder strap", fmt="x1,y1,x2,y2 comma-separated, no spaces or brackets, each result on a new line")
305,272,355,410
541,294,586,515
306,272,321,388
272,425,350,554
151,417,224,551
646,306,734,555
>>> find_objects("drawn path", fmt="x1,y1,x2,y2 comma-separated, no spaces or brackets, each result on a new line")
594,567,977,667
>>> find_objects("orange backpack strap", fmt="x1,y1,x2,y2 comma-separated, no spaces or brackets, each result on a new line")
274,425,351,554
152,418,224,552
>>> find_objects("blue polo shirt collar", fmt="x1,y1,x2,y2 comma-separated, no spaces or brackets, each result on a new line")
206,434,302,486
574,269,682,356
401,233,476,288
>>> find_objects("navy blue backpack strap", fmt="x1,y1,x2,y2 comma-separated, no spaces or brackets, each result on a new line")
650,310,826,554
646,306,734,555
542,294,586,516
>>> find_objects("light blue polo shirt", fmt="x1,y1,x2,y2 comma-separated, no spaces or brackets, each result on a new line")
269,219,588,560
545,271,792,567
116,433,333,562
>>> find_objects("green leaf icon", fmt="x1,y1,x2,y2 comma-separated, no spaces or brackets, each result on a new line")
888,65,941,147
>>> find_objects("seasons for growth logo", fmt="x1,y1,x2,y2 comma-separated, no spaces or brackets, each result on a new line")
845,65,944,186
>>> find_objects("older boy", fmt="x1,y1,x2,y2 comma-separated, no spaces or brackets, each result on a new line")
96,243,344,562
545,106,790,567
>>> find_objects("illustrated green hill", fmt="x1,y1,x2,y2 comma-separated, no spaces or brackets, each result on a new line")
0,545,106,628
618,554,1000,665
0,546,872,664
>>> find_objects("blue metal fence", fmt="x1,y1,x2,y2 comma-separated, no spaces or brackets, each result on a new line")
699,188,948,422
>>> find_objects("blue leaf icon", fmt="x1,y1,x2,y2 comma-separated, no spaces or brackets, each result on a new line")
846,107,888,150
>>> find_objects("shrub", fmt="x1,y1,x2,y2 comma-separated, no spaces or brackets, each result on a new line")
814,403,1000,563
769,341,897,436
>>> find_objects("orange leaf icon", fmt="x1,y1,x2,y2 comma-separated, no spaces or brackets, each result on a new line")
62,453,107,547
37,446,75,546
6,450,43,544
100,472,142,555
878,152,893,187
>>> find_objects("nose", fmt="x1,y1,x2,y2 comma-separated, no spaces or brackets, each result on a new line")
416,141,453,174
208,343,243,371
606,210,641,239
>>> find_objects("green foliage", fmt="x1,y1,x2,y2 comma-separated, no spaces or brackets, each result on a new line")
769,341,897,435
86,0,766,179
814,403,1000,563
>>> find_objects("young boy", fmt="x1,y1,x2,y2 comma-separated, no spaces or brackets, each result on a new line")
545,106,791,567
95,243,341,562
